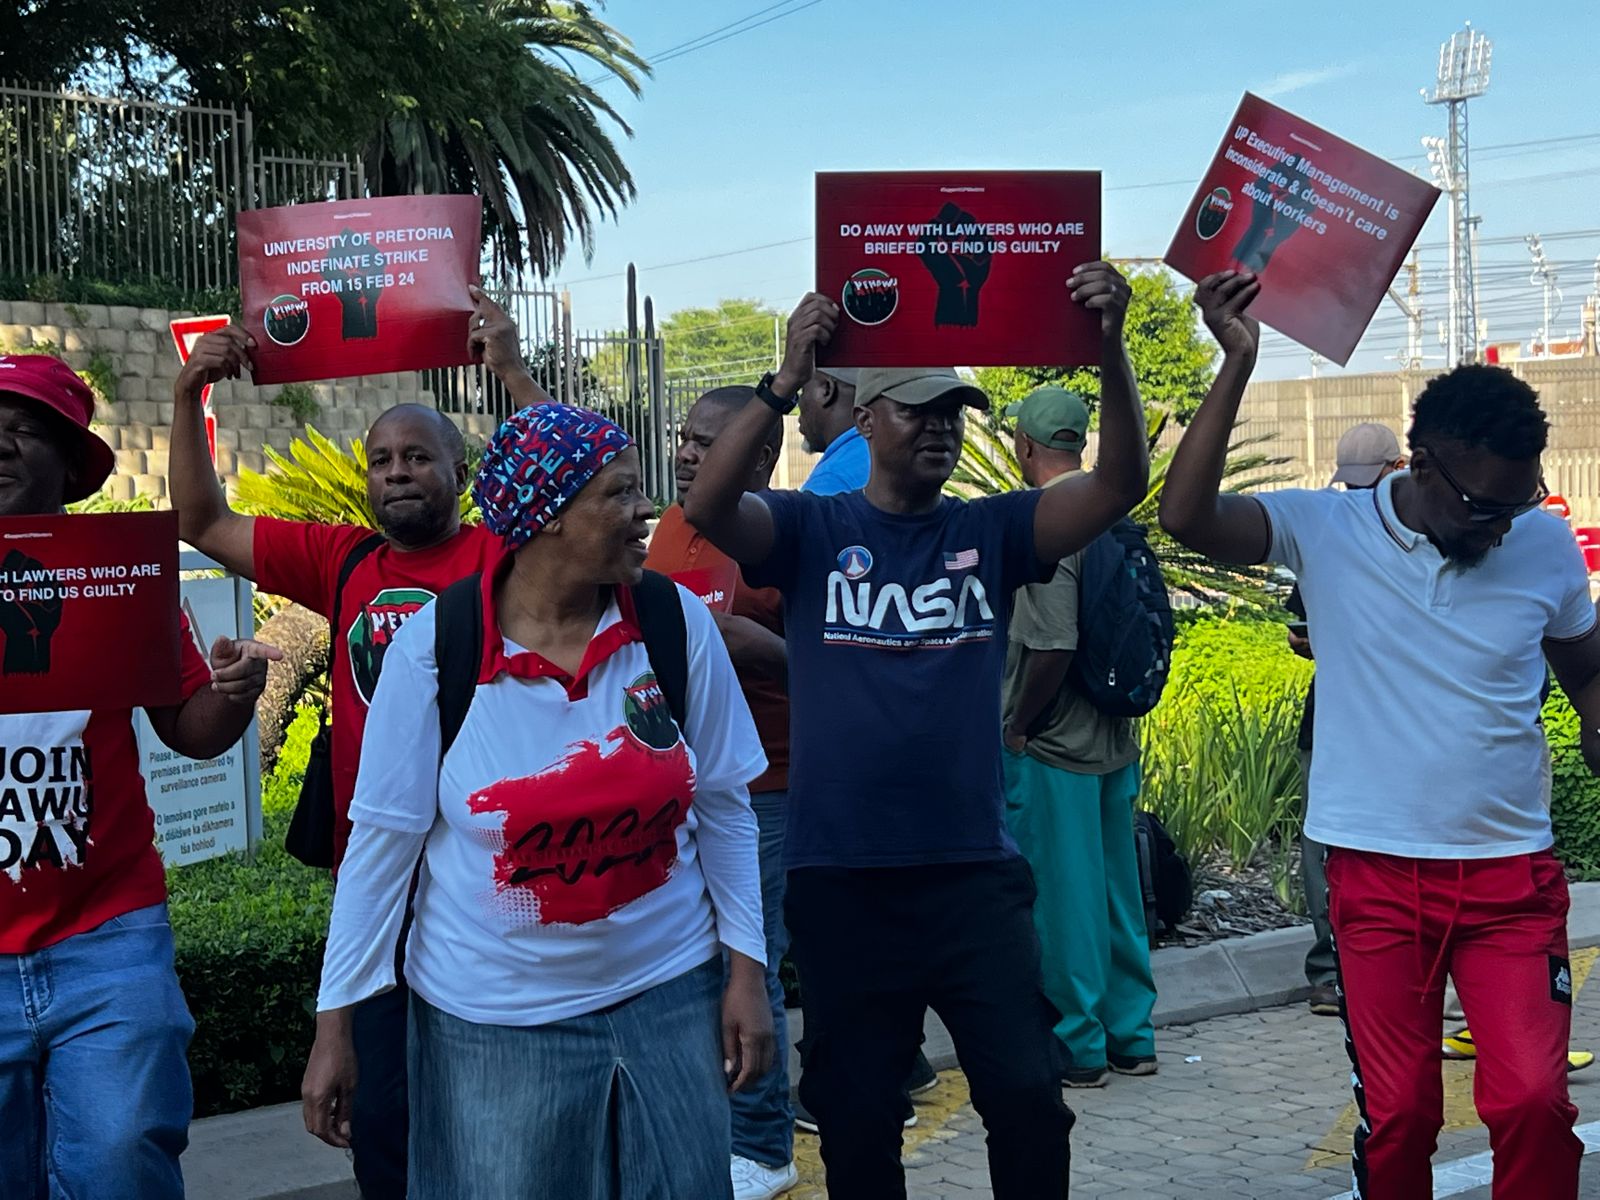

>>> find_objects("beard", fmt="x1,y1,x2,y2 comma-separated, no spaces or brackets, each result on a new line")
377,502,452,546
1434,533,1500,570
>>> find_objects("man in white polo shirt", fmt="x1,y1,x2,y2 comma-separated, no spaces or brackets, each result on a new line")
1160,270,1600,1200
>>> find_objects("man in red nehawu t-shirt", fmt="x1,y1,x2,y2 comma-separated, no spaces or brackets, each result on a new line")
0,353,274,1200
168,291,544,1200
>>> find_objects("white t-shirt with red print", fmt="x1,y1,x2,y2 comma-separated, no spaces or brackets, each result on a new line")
1,613,212,954
317,577,768,1026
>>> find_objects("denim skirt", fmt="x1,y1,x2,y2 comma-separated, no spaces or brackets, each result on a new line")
406,958,732,1199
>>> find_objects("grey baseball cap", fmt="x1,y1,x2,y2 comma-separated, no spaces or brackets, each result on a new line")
817,366,861,386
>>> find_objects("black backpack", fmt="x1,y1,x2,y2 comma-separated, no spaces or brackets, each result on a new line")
431,569,689,756
1134,810,1192,939
1069,518,1175,718
284,532,386,868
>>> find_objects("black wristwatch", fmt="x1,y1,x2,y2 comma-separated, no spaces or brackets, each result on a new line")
756,371,798,416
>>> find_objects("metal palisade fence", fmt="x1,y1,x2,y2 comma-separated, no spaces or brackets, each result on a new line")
0,78,747,507
0,79,361,293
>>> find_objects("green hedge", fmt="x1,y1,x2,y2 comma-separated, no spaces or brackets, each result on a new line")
169,706,329,1117
1547,686,1600,879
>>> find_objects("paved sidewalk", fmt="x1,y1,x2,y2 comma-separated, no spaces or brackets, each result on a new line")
787,946,1600,1198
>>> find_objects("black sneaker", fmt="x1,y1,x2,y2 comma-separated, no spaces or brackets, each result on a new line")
1108,1052,1158,1077
905,1051,938,1097
793,1093,917,1134
1062,1065,1110,1088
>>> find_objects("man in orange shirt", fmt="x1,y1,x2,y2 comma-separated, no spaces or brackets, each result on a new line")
646,386,793,1200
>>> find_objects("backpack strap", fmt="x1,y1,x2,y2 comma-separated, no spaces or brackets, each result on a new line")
434,573,485,759
632,569,689,732
329,532,386,656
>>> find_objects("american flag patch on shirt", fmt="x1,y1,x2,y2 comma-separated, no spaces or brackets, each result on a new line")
944,548,979,571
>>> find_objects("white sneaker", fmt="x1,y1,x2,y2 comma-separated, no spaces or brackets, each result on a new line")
731,1154,799,1200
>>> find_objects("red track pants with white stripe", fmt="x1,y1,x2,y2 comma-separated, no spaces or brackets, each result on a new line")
1326,847,1582,1200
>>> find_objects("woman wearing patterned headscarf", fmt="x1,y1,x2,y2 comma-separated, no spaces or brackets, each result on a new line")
301,404,773,1199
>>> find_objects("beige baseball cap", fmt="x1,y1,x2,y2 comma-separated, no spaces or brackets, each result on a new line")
1330,423,1403,487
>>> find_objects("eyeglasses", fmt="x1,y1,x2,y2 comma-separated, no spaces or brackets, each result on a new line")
1423,447,1548,524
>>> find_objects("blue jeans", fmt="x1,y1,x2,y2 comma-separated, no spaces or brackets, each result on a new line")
730,789,793,1168
407,958,732,1199
0,903,195,1200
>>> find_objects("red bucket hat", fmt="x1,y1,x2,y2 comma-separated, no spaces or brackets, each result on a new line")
0,354,115,502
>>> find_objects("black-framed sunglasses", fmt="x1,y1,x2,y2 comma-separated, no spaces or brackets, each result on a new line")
1422,446,1548,524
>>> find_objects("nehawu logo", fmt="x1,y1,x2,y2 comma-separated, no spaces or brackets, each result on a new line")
348,587,435,704
623,673,680,750
0,711,92,881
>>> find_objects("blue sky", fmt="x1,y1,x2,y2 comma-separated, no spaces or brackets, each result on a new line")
548,0,1600,380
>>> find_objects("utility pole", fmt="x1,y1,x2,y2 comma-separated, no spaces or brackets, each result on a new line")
1526,235,1563,357
1385,248,1425,368
1423,23,1492,366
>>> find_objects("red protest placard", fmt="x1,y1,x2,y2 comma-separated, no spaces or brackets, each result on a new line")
816,171,1102,369
1165,94,1440,365
238,194,482,385
0,512,181,714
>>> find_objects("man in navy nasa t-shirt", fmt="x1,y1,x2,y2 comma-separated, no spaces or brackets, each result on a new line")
684,265,1149,1200
750,484,1043,869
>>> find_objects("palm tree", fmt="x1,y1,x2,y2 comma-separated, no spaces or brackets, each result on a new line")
951,407,1292,607
366,2,649,278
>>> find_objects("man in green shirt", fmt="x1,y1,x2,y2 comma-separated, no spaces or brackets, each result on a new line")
1001,385,1156,1089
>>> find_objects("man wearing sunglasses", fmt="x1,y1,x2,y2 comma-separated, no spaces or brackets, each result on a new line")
1160,270,1600,1200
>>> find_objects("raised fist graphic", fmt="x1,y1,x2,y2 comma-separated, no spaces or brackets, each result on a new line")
1230,179,1302,274
918,202,993,327
323,228,384,340
0,550,64,675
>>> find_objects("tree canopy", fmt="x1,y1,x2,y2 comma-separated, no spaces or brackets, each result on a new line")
658,298,784,381
1,1,647,277
973,270,1218,423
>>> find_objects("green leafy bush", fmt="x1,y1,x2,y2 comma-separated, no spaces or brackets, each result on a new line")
1139,616,1311,891
168,707,329,1116
1547,686,1600,879
273,383,320,425
264,705,321,819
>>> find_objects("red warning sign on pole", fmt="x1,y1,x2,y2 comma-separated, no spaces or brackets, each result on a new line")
169,316,231,464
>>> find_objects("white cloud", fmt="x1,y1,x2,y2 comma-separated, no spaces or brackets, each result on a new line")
1258,63,1361,99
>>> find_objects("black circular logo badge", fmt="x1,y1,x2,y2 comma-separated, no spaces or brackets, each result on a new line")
1196,187,1233,241
264,294,311,346
841,268,899,326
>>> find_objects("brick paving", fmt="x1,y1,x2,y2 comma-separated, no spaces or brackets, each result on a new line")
787,948,1600,1197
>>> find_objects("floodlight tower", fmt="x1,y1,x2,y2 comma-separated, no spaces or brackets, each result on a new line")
1423,23,1492,365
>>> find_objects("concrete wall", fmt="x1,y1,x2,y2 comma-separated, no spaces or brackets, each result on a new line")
0,300,500,504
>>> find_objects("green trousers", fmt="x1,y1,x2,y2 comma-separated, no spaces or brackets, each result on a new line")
1002,753,1157,1069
